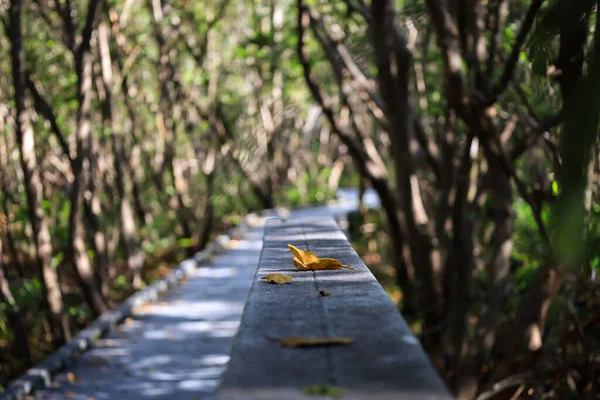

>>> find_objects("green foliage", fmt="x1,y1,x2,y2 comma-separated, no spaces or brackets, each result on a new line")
14,280,43,308
528,4,560,77
1,0,599,396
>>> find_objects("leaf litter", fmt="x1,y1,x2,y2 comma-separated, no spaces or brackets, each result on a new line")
287,244,354,271
279,336,353,348
259,246,353,351
261,273,293,284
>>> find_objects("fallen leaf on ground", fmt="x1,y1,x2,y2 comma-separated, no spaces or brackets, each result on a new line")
319,290,331,296
66,372,78,384
65,392,77,399
261,273,293,284
287,244,354,271
303,385,344,397
279,336,353,348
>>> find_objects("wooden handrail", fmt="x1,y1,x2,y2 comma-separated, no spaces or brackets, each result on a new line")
216,217,452,400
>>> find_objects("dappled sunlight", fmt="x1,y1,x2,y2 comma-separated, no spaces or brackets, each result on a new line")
142,366,224,382
171,320,240,334
133,300,246,320
230,240,263,250
130,355,173,370
25,229,266,399
18,198,384,400
195,354,230,366
195,267,238,278
177,378,219,391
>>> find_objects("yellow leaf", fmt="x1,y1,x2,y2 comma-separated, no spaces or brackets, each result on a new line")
292,258,312,270
279,336,353,348
66,372,78,384
307,258,352,270
261,273,293,284
287,244,320,264
287,245,354,271
319,290,330,296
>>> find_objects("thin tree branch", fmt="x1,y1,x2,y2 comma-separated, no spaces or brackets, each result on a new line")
476,372,531,400
76,0,101,64
297,1,365,163
26,76,72,161
182,0,230,66
413,116,442,181
486,0,508,81
494,0,545,98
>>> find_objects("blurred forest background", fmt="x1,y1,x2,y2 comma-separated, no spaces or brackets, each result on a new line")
1,0,600,398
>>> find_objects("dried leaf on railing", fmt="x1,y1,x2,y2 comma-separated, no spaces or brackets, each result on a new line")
287,244,354,271
261,273,293,284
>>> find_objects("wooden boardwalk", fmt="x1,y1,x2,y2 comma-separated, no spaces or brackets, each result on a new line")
17,191,377,400
25,225,263,400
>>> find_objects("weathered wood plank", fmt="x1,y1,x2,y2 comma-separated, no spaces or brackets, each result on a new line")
216,218,452,400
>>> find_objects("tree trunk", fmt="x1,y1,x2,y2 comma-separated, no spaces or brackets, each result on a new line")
7,0,70,346
328,158,345,193
358,175,366,226
296,2,416,313
87,125,110,299
148,0,197,242
84,128,110,299
483,2,600,393
1,196,25,279
198,172,215,250
370,0,443,352
98,19,145,289
457,115,513,399
68,1,109,316
370,177,417,315
116,57,153,228
0,220,32,365
83,201,110,299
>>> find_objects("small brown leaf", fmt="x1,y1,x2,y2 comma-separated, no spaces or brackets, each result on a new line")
66,372,78,384
280,336,353,348
303,385,344,397
319,290,330,297
261,273,293,284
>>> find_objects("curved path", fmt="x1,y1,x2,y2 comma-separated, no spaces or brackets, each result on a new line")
23,190,378,400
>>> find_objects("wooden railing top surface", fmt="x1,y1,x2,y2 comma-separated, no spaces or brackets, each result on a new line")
216,217,452,400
